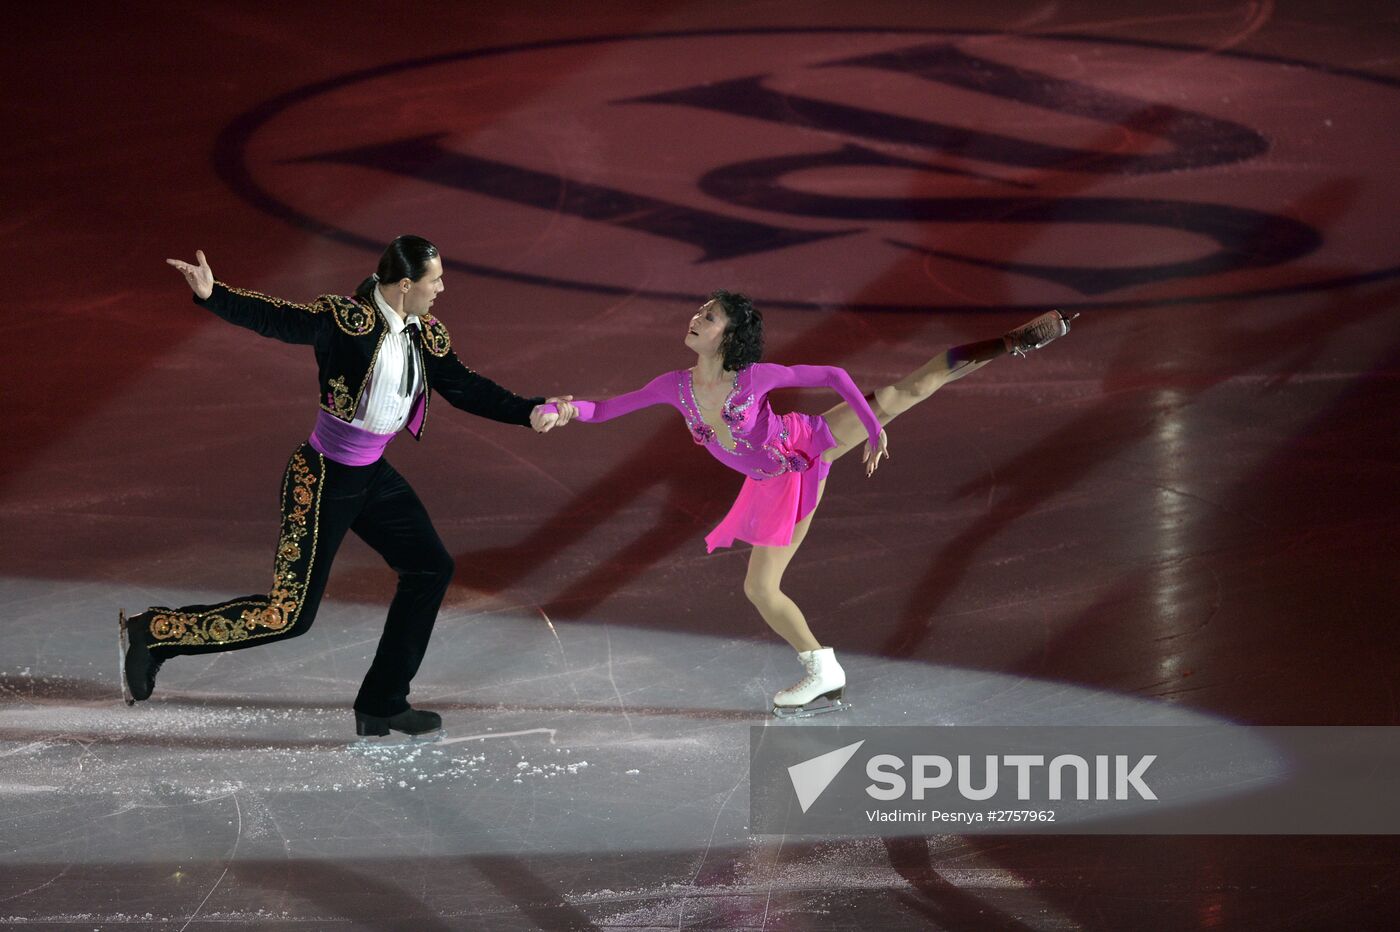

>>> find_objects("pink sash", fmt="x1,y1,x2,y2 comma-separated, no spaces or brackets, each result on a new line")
308,410,396,466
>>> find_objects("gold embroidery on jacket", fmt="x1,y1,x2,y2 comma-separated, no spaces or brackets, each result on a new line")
220,284,374,339
326,376,356,420
420,314,451,357
328,295,375,336
222,283,320,312
321,324,386,420
149,449,323,648
416,388,431,438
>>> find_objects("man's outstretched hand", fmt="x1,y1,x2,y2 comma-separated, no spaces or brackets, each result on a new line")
166,250,214,300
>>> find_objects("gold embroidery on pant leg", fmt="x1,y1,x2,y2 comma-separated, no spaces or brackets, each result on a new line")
150,612,192,641
147,449,324,648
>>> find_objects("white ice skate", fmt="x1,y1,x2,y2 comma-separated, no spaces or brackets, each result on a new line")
1004,309,1077,358
772,647,850,719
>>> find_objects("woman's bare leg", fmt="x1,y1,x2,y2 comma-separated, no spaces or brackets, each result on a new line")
743,481,826,652
821,338,1006,462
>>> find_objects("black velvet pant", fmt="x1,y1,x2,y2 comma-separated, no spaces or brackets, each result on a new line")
132,443,454,717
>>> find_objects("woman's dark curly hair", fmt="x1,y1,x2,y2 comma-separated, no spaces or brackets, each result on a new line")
710,289,764,371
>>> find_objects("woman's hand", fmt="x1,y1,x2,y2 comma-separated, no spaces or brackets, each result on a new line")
166,249,214,300
545,395,576,426
530,406,559,432
531,397,577,433
863,429,889,477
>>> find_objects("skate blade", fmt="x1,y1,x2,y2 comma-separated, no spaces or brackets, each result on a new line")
1054,310,1079,338
349,730,443,750
773,699,851,720
118,610,134,707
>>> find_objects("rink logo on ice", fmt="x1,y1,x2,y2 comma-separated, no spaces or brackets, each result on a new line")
231,29,1400,311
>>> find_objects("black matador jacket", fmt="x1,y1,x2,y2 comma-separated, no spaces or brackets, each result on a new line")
195,282,544,435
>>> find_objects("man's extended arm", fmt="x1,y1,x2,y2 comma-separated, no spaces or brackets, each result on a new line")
168,250,325,345
426,350,546,426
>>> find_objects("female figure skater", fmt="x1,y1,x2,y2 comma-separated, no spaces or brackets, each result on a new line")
545,293,1071,716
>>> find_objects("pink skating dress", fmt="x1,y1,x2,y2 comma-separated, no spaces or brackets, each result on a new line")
561,363,883,551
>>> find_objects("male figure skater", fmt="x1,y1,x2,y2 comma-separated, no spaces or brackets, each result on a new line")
121,235,574,737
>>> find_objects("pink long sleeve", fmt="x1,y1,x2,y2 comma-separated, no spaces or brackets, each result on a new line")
543,373,677,423
750,364,883,447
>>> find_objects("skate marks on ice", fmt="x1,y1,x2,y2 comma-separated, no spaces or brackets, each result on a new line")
1,579,1282,928
567,835,1058,931
1,579,1255,861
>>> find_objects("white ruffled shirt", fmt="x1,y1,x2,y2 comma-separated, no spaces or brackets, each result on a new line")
352,288,424,434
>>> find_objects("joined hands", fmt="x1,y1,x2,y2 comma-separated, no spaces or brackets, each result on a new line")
532,397,577,433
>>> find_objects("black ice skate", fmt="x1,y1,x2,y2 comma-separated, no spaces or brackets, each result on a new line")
354,707,444,740
119,609,162,706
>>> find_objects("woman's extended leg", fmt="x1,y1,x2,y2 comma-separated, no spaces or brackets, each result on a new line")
739,337,1000,653
820,310,1073,460
743,481,826,652
820,338,1005,461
